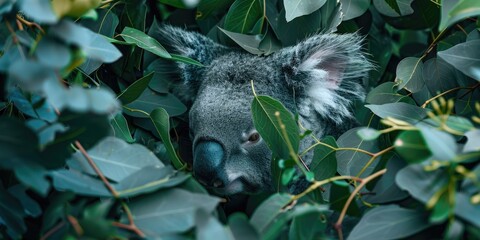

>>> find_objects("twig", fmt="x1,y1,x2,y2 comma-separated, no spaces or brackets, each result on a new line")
40,221,66,240
111,201,146,237
334,169,387,240
291,175,363,201
67,215,84,236
16,14,45,33
74,140,119,198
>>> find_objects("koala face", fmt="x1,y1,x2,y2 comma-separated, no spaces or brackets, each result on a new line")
148,25,372,195
188,54,281,195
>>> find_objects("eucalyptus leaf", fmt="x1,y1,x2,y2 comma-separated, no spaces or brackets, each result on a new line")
118,72,154,105
438,40,480,81
395,57,424,92
373,0,414,17
310,136,337,181
251,95,299,160
68,137,164,182
348,205,431,240
124,88,187,118
126,189,220,236
340,0,370,21
396,164,448,203
150,108,185,169
219,27,264,54
439,0,480,31
120,27,171,59
110,113,135,143
337,127,379,178
284,0,326,22
366,102,429,124
223,0,263,33
18,0,57,23
394,130,431,164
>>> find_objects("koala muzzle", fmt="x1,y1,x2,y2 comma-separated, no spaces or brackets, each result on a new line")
193,141,228,188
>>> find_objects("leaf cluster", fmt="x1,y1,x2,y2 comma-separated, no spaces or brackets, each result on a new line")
0,0,480,239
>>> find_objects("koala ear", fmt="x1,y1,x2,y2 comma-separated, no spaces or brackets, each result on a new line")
276,33,373,124
146,23,229,103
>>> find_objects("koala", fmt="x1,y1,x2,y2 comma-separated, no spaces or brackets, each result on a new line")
147,25,372,196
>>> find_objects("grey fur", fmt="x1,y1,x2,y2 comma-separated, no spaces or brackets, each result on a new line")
153,25,372,195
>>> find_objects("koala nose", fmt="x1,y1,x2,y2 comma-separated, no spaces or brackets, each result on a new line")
193,141,228,188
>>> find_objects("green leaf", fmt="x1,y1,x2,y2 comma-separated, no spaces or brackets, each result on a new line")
439,0,480,31
396,57,424,93
394,130,431,164
418,126,458,161
228,213,260,240
171,54,204,66
396,164,448,203
35,36,72,69
463,129,480,153
50,169,111,197
329,180,360,216
455,193,480,228
357,127,381,141
8,185,42,218
373,0,414,17
310,136,337,181
68,137,164,182
337,128,379,178
250,193,292,234
219,27,264,54
276,0,341,46
363,154,409,204
251,95,300,160
438,39,480,81
118,72,154,105
126,189,220,236
0,186,27,238
196,0,235,20
422,58,460,96
110,113,135,143
348,205,431,240
224,0,263,34
288,212,327,240
340,0,371,21
366,102,429,124
284,0,327,22
0,117,41,170
150,108,185,169
120,27,171,59
14,164,50,197
195,210,232,240
366,82,407,105
116,166,190,197
18,0,58,24
124,88,187,118
51,20,122,63
8,89,57,122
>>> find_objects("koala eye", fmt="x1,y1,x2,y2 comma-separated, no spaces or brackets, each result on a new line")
247,132,260,143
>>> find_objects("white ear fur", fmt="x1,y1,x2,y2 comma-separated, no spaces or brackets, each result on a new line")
292,33,372,124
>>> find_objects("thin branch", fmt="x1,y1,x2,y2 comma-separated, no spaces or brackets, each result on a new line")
111,201,146,237
40,221,66,240
67,215,84,236
291,175,363,201
334,169,387,239
74,140,119,198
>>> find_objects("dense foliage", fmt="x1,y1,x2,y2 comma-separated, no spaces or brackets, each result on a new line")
1,0,480,239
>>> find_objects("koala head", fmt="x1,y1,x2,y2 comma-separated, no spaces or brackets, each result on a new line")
148,25,372,195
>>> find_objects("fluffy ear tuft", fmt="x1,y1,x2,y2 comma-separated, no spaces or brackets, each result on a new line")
276,33,373,124
145,23,230,104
